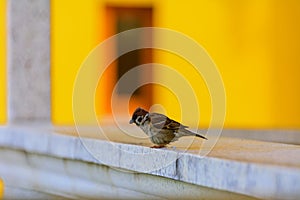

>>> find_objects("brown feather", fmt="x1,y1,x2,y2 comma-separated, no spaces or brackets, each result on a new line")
149,113,188,130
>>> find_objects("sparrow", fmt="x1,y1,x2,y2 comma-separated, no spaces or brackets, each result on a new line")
129,107,207,148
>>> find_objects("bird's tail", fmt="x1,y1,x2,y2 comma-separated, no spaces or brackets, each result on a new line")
180,129,208,140
195,133,208,140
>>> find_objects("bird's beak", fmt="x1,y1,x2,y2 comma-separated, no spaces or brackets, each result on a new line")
129,119,134,124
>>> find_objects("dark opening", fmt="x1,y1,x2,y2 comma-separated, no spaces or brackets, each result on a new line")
111,7,153,95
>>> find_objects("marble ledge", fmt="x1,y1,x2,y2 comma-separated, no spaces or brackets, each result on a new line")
0,125,300,200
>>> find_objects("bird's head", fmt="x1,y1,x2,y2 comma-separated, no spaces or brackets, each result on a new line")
129,107,149,126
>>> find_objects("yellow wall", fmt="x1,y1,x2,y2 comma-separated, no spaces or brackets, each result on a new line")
0,0,6,124
51,0,300,128
51,0,102,124
153,0,300,128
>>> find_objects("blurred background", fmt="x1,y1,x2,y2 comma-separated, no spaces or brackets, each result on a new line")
0,0,300,129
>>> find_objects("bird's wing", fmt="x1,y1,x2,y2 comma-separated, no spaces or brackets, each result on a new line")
149,113,188,130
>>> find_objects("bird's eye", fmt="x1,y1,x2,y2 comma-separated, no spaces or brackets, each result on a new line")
136,116,143,124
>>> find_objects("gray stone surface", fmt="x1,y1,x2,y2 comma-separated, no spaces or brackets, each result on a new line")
0,148,256,200
0,125,300,199
4,186,68,200
7,0,50,123
221,129,300,145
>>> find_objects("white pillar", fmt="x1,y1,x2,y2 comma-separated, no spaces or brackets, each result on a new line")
7,0,50,123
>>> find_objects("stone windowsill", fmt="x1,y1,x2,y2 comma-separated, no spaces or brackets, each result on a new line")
0,124,300,199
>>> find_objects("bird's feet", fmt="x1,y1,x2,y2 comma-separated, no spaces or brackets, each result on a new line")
150,145,165,148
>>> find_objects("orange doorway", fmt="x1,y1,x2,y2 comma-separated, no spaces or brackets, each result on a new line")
99,6,153,117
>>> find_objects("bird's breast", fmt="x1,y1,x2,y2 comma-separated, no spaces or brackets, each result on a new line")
139,122,154,137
